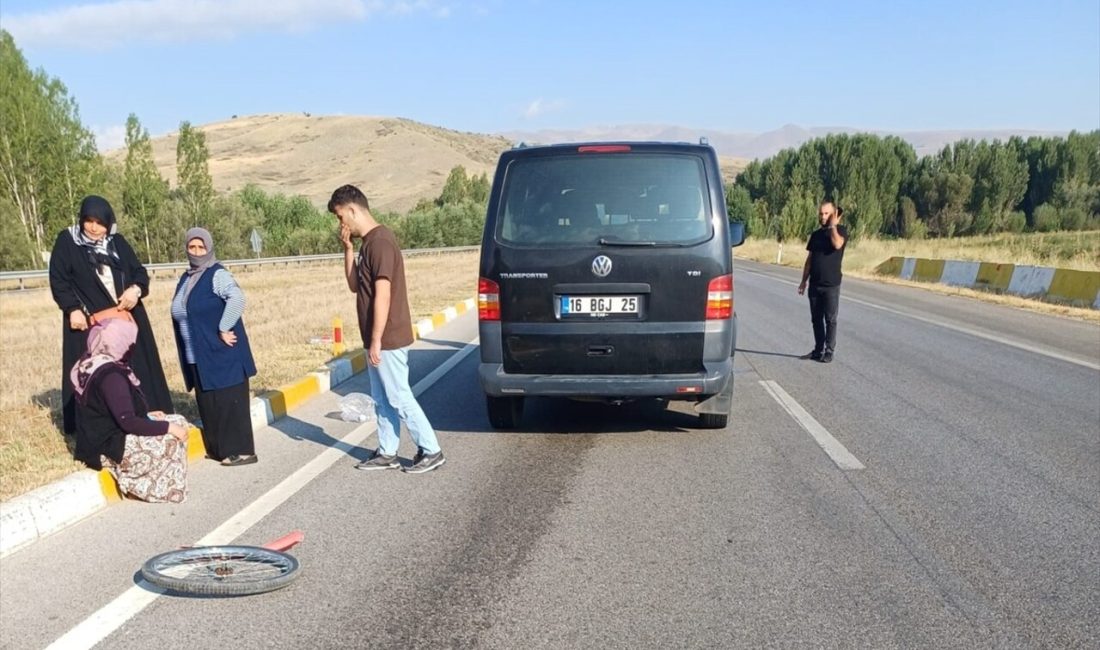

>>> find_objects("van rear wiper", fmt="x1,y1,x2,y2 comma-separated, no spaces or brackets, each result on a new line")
598,238,657,247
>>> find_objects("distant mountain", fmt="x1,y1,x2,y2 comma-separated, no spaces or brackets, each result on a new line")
501,124,1065,160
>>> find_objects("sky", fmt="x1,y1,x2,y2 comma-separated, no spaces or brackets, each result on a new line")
2,0,1098,151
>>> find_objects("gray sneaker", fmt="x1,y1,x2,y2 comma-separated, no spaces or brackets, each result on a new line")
403,448,446,474
355,450,399,471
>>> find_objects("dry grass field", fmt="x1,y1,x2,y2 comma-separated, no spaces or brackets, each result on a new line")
0,250,479,501
736,230,1100,321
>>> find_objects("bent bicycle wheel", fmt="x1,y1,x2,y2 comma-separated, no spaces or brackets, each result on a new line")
141,545,300,596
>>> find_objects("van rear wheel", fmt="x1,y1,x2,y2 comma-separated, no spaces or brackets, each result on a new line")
487,396,524,429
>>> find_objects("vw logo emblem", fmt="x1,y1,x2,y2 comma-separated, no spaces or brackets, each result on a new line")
591,255,612,277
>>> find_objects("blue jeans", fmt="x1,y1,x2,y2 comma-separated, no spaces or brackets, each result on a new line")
367,347,440,456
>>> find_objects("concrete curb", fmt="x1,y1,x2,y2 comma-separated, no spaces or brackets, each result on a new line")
0,297,476,558
875,257,1100,309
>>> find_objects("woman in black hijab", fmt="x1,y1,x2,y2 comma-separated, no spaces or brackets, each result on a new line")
49,195,174,436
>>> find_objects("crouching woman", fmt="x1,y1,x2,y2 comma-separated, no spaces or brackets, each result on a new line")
72,318,189,503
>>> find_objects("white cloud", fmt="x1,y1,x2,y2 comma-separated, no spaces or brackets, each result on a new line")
522,98,566,119
390,0,453,18
93,124,127,152
3,0,453,48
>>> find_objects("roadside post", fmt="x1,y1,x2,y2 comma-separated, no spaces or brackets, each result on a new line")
332,317,345,356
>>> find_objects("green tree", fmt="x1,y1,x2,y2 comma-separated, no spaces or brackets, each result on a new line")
0,30,99,267
122,113,168,263
896,196,926,239
725,185,753,227
438,166,471,205
912,145,976,236
235,185,329,255
468,172,490,204
967,140,1028,233
175,121,214,223
776,192,816,244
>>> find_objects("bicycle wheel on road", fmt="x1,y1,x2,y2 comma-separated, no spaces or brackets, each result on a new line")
141,545,300,596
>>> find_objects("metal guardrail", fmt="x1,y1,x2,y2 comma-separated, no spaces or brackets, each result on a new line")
0,245,480,290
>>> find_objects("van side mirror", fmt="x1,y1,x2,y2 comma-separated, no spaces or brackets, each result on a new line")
729,221,746,247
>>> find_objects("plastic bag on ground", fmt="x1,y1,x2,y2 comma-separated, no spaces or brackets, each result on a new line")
339,393,376,423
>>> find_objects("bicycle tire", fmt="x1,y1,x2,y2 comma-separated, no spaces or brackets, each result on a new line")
141,545,300,596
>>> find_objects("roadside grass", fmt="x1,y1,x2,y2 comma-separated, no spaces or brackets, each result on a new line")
736,231,1100,322
0,250,480,501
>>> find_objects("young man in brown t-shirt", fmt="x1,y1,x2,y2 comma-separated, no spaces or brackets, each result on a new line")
328,185,445,473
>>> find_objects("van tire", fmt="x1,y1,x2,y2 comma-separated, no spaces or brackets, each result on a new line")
487,396,524,429
698,411,728,429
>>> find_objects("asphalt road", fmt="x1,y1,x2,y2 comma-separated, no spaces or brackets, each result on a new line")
2,260,1097,649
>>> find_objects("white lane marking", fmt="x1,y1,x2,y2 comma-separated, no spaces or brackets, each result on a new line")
760,380,865,470
47,340,479,650
740,268,1100,371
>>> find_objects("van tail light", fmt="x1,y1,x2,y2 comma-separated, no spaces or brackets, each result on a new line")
478,277,500,321
705,274,733,320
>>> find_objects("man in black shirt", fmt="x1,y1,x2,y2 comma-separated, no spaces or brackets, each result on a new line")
798,201,847,363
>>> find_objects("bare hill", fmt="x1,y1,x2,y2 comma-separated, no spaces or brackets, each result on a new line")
121,114,749,212
129,113,513,213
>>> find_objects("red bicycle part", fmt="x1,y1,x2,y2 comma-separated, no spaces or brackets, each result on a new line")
260,530,304,552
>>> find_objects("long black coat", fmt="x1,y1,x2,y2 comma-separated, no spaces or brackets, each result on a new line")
48,229,174,434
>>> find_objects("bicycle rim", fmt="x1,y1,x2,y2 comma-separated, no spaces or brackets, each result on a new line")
141,545,300,596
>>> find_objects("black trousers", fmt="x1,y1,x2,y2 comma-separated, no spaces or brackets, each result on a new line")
187,364,254,460
808,285,840,353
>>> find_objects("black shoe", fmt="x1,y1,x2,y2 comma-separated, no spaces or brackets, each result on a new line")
820,350,834,363
403,448,446,474
355,450,399,471
221,454,258,466
802,350,823,361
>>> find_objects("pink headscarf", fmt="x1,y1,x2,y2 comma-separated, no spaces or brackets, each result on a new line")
70,318,141,402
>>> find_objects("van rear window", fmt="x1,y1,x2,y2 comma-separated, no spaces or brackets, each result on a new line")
497,154,712,246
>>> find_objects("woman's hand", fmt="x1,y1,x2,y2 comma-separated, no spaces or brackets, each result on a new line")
219,331,237,346
69,310,89,331
168,423,189,441
117,286,141,311
147,410,166,420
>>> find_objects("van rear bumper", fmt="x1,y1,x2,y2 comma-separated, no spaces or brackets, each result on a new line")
478,358,733,402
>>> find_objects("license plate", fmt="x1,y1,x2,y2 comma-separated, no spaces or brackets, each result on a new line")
560,295,640,315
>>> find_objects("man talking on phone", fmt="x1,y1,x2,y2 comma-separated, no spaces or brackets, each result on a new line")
798,200,848,363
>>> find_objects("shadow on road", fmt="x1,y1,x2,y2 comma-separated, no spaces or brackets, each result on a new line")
267,415,371,463
735,347,806,360
416,336,472,351
433,395,706,435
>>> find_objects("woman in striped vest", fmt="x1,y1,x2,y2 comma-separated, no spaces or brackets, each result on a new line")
170,227,258,466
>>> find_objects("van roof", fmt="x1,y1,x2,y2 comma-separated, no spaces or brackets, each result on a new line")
510,140,714,152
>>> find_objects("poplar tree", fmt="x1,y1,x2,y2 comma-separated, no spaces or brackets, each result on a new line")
122,113,168,262
176,121,214,224
0,30,98,267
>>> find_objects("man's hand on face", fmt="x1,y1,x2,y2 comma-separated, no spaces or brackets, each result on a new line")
340,223,354,251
